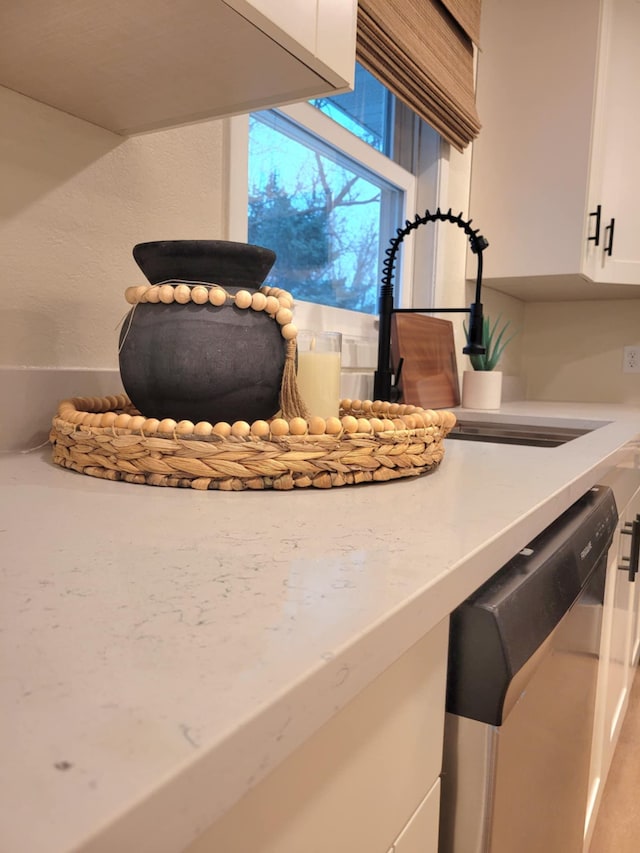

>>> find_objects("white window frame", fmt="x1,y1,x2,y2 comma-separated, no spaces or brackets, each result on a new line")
227,101,445,353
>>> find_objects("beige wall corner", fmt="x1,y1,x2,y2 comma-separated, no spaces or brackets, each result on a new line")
0,86,227,370
522,300,640,404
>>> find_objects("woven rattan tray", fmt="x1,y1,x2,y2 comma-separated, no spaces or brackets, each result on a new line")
50,395,456,491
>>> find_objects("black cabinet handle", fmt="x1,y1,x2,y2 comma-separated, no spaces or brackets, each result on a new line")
588,205,602,245
619,514,640,582
631,515,640,582
604,218,615,257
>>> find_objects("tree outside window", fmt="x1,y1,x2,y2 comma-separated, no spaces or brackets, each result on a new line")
248,67,405,315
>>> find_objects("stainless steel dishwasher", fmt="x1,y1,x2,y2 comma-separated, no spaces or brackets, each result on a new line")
439,484,618,853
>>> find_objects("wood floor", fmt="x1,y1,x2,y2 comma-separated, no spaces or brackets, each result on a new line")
589,670,640,852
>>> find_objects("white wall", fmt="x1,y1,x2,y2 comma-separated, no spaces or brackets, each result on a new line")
0,86,228,370
434,145,526,400
465,286,526,400
458,289,640,405
522,300,640,404
433,142,475,389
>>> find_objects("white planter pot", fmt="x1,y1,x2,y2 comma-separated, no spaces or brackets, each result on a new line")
461,370,503,410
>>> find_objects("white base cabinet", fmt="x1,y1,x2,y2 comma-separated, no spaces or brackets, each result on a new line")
468,0,640,299
186,618,448,853
585,460,640,850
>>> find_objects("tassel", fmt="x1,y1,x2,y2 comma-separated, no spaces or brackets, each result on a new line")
279,338,310,420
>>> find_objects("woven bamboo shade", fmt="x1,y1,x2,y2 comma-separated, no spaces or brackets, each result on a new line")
356,0,481,151
440,0,481,43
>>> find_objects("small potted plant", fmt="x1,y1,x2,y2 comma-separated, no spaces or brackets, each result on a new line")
461,315,516,409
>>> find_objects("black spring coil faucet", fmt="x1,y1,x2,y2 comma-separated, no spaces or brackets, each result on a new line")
373,208,489,402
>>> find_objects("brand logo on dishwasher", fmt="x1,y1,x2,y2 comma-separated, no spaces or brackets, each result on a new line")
580,540,593,561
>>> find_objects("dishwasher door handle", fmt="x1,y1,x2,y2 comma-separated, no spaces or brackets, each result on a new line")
619,515,640,582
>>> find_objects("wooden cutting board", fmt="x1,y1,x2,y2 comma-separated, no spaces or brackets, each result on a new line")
390,313,460,409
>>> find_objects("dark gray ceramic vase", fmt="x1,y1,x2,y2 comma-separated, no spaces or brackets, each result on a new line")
118,240,285,425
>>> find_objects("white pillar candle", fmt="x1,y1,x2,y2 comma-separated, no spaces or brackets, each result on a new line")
296,331,342,419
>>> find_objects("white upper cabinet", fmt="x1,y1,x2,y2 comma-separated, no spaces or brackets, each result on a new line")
468,0,640,300
0,0,356,136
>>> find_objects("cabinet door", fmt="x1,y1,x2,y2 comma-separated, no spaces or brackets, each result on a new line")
624,489,640,669
468,0,601,286
629,560,640,669
598,482,640,773
469,0,640,294
390,778,441,853
186,619,449,853
585,0,640,285
601,548,633,770
584,542,629,848
585,480,640,849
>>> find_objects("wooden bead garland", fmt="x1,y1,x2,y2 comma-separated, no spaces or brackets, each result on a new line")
124,282,297,342
53,395,456,439
106,281,456,491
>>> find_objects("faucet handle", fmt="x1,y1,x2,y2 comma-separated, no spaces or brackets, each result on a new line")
463,302,486,356
390,358,404,402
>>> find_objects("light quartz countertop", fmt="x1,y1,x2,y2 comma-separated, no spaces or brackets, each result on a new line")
2,401,640,853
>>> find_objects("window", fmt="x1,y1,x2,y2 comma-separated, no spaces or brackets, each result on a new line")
248,109,403,314
228,66,443,343
246,65,441,315
310,63,395,156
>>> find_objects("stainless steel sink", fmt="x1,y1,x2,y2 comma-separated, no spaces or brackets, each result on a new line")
447,419,601,447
